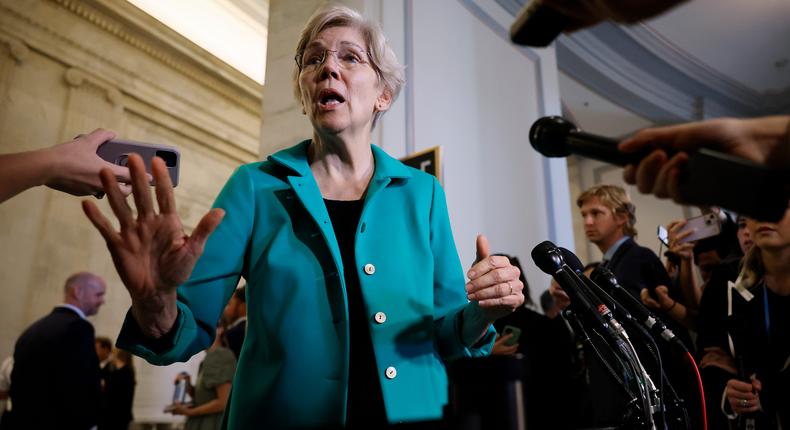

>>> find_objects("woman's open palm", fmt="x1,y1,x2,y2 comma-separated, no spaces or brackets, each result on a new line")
82,154,224,328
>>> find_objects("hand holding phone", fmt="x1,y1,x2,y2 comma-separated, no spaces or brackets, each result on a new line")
502,325,522,346
676,212,721,244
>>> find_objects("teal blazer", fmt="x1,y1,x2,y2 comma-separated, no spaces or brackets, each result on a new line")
118,141,495,428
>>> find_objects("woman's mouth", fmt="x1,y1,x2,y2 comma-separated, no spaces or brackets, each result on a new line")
317,88,346,108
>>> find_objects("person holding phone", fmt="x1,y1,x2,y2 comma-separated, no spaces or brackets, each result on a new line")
81,5,524,428
0,129,133,203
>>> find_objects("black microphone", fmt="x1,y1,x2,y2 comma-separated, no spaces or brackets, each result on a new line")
558,247,633,322
531,241,613,337
529,116,789,222
591,266,688,353
509,1,568,47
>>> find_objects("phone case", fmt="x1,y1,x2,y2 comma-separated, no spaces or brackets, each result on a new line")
97,139,180,186
678,212,721,243
502,325,521,346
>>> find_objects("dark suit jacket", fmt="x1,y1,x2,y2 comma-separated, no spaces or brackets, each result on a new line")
9,307,100,430
604,237,672,299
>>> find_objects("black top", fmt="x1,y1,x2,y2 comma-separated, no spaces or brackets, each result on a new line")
100,364,136,430
324,199,387,426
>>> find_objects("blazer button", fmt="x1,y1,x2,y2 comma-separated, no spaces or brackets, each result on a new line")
363,263,376,275
385,366,397,379
374,312,387,324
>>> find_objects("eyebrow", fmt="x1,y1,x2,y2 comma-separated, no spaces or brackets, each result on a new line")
304,40,367,51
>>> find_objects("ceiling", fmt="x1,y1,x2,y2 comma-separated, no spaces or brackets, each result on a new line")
501,0,790,129
646,0,790,94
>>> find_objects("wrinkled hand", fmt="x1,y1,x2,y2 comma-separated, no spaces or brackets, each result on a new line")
667,220,694,260
699,347,737,374
45,129,134,197
726,377,762,415
620,116,790,203
82,154,224,337
640,285,674,311
541,0,688,32
465,235,525,322
491,333,519,356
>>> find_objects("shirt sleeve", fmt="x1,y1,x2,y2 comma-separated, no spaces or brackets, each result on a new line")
117,166,256,365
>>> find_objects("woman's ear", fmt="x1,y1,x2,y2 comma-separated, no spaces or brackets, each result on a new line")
376,89,393,112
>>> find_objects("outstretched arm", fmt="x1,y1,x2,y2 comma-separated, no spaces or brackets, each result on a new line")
0,129,133,203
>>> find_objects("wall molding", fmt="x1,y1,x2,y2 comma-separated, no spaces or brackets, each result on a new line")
0,0,260,162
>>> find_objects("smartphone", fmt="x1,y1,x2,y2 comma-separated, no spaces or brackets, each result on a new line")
657,225,669,246
678,212,721,244
97,139,180,186
502,325,522,346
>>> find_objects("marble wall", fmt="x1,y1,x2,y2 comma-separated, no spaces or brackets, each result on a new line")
0,0,262,422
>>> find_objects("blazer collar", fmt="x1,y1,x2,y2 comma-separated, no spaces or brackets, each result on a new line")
268,139,413,181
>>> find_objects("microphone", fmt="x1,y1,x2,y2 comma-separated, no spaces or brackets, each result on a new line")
509,1,568,47
591,266,688,353
558,248,633,320
531,241,614,338
529,116,790,222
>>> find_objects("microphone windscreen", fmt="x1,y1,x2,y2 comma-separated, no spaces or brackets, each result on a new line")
529,116,576,157
558,247,584,272
531,241,561,274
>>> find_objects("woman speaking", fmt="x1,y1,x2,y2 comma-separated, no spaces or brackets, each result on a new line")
83,4,524,428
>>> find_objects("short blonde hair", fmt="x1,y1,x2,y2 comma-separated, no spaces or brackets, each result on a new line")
292,4,405,128
577,185,638,237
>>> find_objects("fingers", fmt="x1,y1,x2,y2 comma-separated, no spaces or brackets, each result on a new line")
468,280,523,301
188,208,225,253
128,154,154,220
652,152,688,198
474,234,490,264
635,150,667,194
83,128,116,148
727,379,756,394
81,200,120,244
466,264,520,293
153,157,176,215
100,167,134,230
477,292,524,309
655,285,670,298
640,288,660,309
549,283,570,308
468,255,513,282
623,164,636,184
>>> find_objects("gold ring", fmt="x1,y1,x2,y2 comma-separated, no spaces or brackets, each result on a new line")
508,282,513,295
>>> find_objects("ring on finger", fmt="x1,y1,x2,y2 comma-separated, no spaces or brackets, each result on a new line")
508,282,513,295
740,399,748,407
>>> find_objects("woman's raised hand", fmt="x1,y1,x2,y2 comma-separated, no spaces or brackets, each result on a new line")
82,154,224,337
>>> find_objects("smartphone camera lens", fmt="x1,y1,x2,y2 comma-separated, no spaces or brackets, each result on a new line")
115,154,129,167
156,150,178,167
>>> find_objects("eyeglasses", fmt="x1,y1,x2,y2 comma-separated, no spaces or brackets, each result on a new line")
295,45,370,72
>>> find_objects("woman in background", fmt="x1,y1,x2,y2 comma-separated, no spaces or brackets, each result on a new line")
101,349,136,430
171,325,236,430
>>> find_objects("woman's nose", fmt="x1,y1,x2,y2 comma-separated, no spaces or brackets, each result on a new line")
318,54,340,80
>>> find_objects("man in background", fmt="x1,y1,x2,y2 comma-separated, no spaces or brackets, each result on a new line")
8,272,106,430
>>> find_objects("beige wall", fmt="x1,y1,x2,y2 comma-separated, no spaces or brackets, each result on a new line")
0,0,261,421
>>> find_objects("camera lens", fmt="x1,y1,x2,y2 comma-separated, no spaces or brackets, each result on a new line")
156,150,178,167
